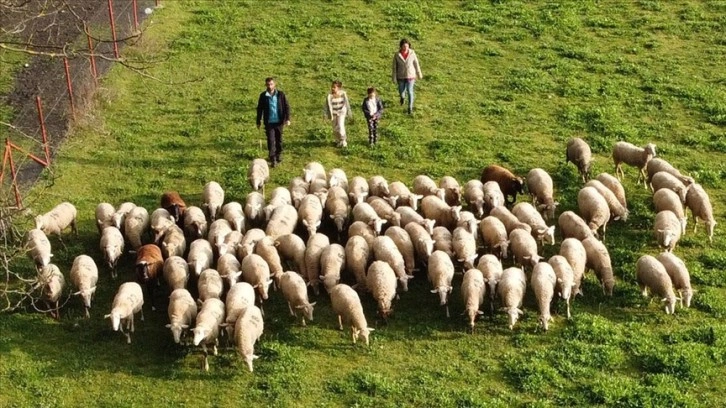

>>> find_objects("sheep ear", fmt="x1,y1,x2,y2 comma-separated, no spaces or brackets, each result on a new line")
165,324,171,328
613,216,621,221
309,302,317,307
477,310,484,315
104,314,111,319
516,308,524,315
302,220,309,227
367,328,375,332
430,289,439,294
315,220,321,228
329,214,335,220
72,290,82,296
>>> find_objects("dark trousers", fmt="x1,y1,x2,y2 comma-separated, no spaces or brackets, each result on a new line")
265,123,283,161
367,118,379,144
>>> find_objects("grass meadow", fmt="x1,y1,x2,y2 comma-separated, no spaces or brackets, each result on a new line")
1,1,726,406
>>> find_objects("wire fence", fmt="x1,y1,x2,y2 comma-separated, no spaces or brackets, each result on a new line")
1,0,159,208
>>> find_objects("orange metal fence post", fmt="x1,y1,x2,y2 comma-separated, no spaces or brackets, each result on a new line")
108,0,119,59
63,57,76,120
132,0,139,31
86,24,98,85
35,96,51,166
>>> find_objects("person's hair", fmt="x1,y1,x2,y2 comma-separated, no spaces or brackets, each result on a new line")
265,77,275,83
367,87,376,95
332,80,342,88
399,38,410,48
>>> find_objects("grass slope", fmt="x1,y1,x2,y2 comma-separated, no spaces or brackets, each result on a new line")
2,1,726,406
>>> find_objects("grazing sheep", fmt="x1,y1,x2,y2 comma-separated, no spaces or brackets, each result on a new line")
163,256,190,291
559,238,587,296
585,179,629,221
654,210,682,252
266,204,299,240
207,219,233,256
549,255,575,319
303,161,326,183
124,206,150,250
389,181,423,210
368,175,390,198
385,226,416,275
368,196,402,228
352,202,387,234
636,255,677,314
578,186,611,238
349,176,370,205
427,250,455,318
531,262,556,331
453,227,478,270
345,236,371,291
490,206,532,235
328,185,350,203
404,222,435,268
275,233,306,274
254,236,284,286
476,254,503,315
319,244,346,293
439,176,462,206
646,158,694,188
151,208,176,244
96,203,115,234
112,202,136,232
463,180,485,217
161,225,186,259
237,228,266,259
193,298,226,371
217,253,242,288
234,305,264,373
217,230,241,257
224,282,256,339
222,201,245,233
421,195,461,230
461,268,485,332
596,173,627,210
198,268,224,302
432,226,455,257
70,255,98,318
326,196,350,234
298,194,324,236
482,181,505,215
135,244,164,310
512,202,556,246
348,221,376,248
558,211,595,241
187,238,214,276
279,271,316,326
35,202,77,240
100,226,124,278
240,254,273,303
651,171,689,204
160,191,187,224
166,288,197,344
686,183,716,243
396,206,435,234
479,216,509,260
582,237,614,296
480,165,525,205
566,137,593,182
305,233,330,295
413,175,445,201
202,181,225,220
656,252,693,308
612,141,656,187
38,264,65,320
290,177,310,209
526,168,558,221
330,284,374,346
367,261,398,321
248,159,270,193
183,206,208,240
372,235,411,292
105,282,144,344
497,267,527,330
653,189,687,234
328,168,349,190
456,211,479,235
244,192,266,229
509,229,541,270
26,228,52,269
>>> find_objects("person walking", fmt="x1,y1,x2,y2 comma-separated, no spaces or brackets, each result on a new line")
361,87,383,146
392,38,422,115
324,80,352,148
256,77,290,167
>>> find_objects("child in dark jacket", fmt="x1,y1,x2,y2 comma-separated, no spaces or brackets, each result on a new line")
361,87,384,146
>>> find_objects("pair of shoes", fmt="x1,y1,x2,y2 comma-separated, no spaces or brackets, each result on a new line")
341,141,348,148
270,160,277,168
276,156,282,163
399,96,404,105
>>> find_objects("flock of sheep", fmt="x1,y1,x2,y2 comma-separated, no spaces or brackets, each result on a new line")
24,139,716,372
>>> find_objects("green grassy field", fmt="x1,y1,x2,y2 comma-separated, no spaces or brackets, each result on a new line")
2,1,726,406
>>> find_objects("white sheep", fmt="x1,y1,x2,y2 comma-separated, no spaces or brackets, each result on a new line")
217,253,242,288
453,226,478,270
330,284,374,346
461,268,485,332
38,264,65,320
396,206,435,234
413,175,445,201
653,189,687,235
346,220,376,248
432,226,454,257
384,226,416,275
612,141,656,187
585,179,629,221
151,208,175,243
248,158,270,193
512,202,556,246
166,288,197,344
389,181,423,210
490,206,532,235
163,256,190,291
421,195,461,230
26,228,52,269
70,255,98,318
509,229,541,270
289,176,310,209
654,210,681,252
352,202,387,234
124,206,149,250
105,282,144,344
404,222,435,268
497,267,527,330
345,236,370,291
651,171,689,204
221,201,245,233
463,179,485,218
198,268,223,301
326,196,350,234
656,252,693,308
99,226,123,278
476,254,503,315
161,225,186,259
241,254,273,303
262,187,291,222
183,206,208,240
95,203,115,234
478,216,509,260
218,230,243,258
559,238,586,296
254,236,284,286
303,161,326,183
298,194,324,236
596,173,627,210
646,158,694,188
193,298,226,371
224,281,256,339
372,235,411,292
686,183,716,243
328,168,349,190
549,255,575,319
112,202,136,231
368,175,390,197
439,176,462,206
582,237,614,296
35,202,77,242
202,181,225,220
348,176,370,205
558,211,595,241
578,186,611,238
244,192,266,228
456,211,479,236
367,261,398,321
265,204,299,240
279,271,316,326
305,233,330,295
427,250,455,318
274,233,306,274
367,196,402,227
531,262,556,331
187,238,213,276
237,228,266,259
526,168,558,221
482,181,505,215
234,305,264,373
319,244,345,293
207,218,232,255
566,137,593,182
636,255,677,314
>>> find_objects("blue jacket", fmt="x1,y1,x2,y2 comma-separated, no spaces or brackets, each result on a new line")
256,90,290,126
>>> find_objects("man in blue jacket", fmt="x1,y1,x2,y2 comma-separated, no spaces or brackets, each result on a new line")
256,77,291,167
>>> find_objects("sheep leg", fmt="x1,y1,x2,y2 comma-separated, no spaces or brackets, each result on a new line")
85,306,90,319
202,348,209,372
337,315,343,331
566,299,571,319
445,304,450,318
129,314,135,333
301,316,307,327
287,302,295,317
72,218,78,236
148,283,156,312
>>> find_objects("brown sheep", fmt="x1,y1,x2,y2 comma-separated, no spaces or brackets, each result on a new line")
135,244,164,311
160,191,187,226
480,165,524,205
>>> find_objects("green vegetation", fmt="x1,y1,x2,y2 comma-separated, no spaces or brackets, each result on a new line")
2,0,725,406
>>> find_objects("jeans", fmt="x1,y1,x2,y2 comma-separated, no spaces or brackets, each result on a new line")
397,79,415,112
265,123,283,162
